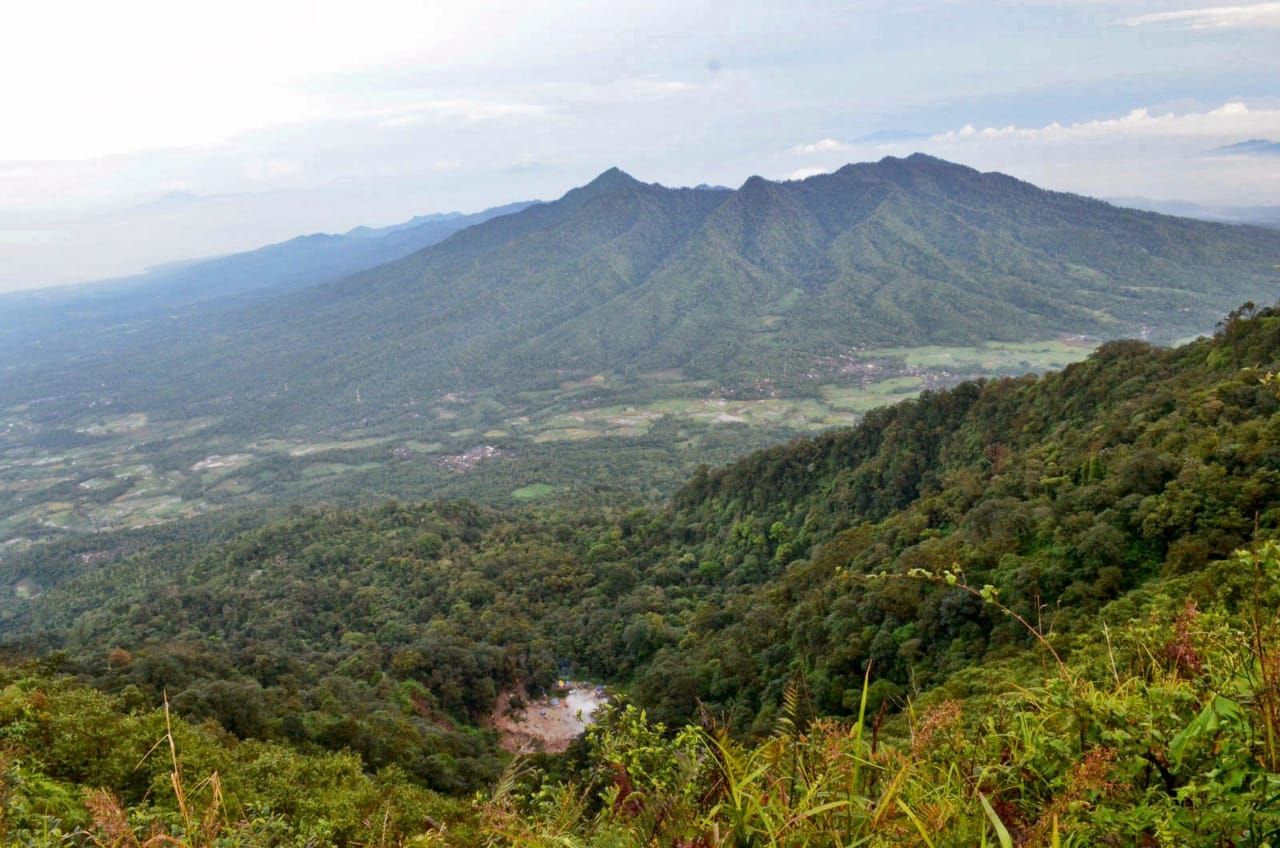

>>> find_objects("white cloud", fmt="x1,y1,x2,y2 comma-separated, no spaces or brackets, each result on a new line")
0,1,705,162
512,77,702,109
794,138,854,154
0,229,63,246
917,101,1280,204
787,166,832,180
928,101,1280,144
785,101,1280,206
244,158,305,182
611,79,698,98
1123,2,1280,30
376,100,551,130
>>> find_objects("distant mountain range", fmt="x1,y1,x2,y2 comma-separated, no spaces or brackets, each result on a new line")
0,200,536,359
3,155,1279,432
1109,196,1280,228
1206,138,1280,157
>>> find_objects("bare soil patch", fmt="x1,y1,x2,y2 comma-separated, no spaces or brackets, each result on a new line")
489,684,608,754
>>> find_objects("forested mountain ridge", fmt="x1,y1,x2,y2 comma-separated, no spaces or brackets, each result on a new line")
553,154,1280,377
626,304,1280,724
4,155,1278,437
0,200,535,373
3,304,1279,832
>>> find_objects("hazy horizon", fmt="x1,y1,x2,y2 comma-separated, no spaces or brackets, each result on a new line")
2,0,1278,291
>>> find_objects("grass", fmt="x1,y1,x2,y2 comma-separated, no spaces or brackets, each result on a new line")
300,462,384,481
286,437,387,457
512,483,558,500
770,286,805,311
820,377,926,412
75,412,149,436
559,374,609,391
862,339,1091,371
533,428,602,443
402,440,444,453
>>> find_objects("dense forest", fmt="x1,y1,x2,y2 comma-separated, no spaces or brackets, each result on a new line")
1,303,1279,844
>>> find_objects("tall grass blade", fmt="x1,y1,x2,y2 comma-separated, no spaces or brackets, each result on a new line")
979,793,1014,848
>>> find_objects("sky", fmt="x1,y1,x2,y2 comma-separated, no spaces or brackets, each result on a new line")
1,0,1278,291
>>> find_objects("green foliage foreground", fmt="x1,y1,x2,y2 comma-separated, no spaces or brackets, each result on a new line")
0,663,475,845
495,544,1280,847
4,543,1280,845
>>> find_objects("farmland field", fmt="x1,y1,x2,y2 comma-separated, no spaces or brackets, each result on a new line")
0,337,1096,547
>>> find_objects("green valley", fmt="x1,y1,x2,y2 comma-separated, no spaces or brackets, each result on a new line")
9,155,1276,549
1,304,1279,844
0,335,1096,545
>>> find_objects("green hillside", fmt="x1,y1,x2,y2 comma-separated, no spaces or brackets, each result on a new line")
0,201,536,375
2,304,1279,844
4,157,1277,548
4,156,1278,436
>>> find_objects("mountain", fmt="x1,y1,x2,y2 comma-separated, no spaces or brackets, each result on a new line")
0,200,536,366
1110,196,1280,228
120,200,536,303
1207,138,1280,157
291,156,1280,389
3,155,1279,437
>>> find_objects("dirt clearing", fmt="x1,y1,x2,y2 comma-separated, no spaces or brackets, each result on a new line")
489,683,609,754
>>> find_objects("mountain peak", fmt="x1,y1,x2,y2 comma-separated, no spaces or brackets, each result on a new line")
902,152,949,166
559,167,646,205
870,153,956,171
734,175,787,208
1208,139,1280,157
825,153,981,189
587,166,641,189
